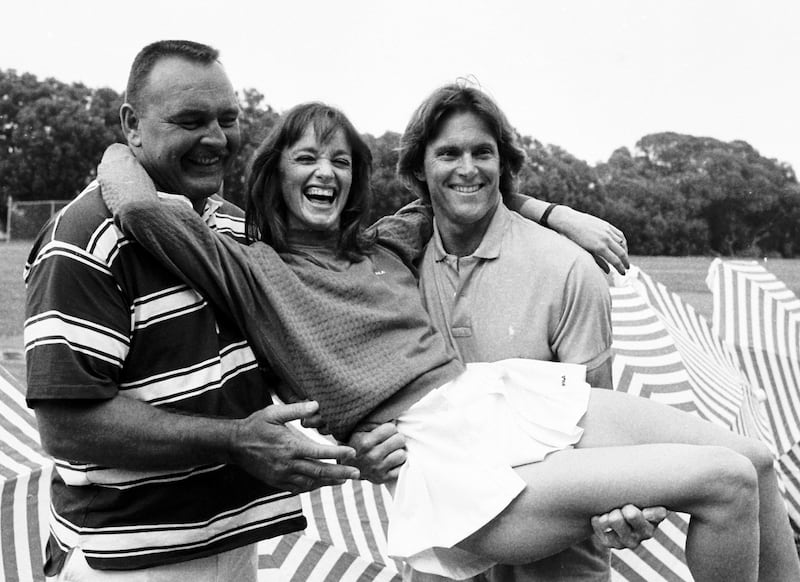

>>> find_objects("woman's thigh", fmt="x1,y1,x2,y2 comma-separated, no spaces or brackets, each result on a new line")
456,390,760,563
578,388,765,456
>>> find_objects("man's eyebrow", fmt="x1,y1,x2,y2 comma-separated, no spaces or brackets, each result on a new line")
169,105,239,117
167,108,208,119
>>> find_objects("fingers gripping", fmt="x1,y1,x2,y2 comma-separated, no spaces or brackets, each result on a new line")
235,403,359,492
347,424,408,484
592,504,662,550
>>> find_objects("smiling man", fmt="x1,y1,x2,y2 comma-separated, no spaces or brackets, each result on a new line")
24,40,357,581
395,84,664,582
120,50,242,211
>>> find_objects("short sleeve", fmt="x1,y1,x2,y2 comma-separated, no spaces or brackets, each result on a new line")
25,238,129,403
551,252,613,371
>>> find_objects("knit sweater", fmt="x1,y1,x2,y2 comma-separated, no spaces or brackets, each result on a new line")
99,145,465,440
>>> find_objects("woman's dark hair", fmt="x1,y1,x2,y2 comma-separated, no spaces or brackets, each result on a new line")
397,83,527,202
245,102,374,259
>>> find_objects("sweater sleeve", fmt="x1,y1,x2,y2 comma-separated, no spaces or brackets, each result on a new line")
368,200,433,269
97,145,307,400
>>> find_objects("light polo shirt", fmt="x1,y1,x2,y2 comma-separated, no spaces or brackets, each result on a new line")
419,203,612,373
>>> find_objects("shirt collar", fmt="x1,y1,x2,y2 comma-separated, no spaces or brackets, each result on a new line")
431,203,512,262
156,192,223,228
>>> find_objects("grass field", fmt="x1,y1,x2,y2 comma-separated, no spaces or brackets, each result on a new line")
629,255,800,322
1,242,29,381
2,239,799,384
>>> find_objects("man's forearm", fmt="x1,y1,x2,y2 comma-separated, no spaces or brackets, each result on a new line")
35,395,235,470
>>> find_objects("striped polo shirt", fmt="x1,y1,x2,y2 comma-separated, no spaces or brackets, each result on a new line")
24,181,304,574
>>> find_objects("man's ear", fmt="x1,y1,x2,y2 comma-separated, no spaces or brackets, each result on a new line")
120,103,142,147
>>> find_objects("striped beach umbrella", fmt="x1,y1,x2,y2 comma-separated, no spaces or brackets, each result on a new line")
608,265,771,582
0,365,51,582
258,480,400,581
4,260,797,581
706,259,800,529
260,263,777,582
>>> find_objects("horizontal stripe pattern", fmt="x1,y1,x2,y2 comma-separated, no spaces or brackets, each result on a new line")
120,342,258,407
21,184,291,573
50,493,300,556
132,285,207,330
53,459,225,489
25,310,129,367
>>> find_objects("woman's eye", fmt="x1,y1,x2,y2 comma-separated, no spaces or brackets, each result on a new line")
334,158,352,168
296,155,316,163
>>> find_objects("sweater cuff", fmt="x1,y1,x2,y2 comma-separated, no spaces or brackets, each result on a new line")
98,144,159,214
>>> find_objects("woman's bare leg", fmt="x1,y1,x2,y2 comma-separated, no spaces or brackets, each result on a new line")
580,389,800,581
459,442,758,581
456,389,800,582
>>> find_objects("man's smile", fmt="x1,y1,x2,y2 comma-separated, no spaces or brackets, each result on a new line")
450,184,484,194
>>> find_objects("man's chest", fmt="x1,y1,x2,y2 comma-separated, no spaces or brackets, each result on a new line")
421,258,559,363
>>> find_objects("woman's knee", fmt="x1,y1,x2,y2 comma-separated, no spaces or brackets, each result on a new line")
700,446,759,509
733,437,776,477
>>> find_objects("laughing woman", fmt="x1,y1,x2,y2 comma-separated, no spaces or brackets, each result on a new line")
98,102,799,582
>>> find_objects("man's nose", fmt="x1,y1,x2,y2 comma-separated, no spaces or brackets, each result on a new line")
201,120,227,146
457,154,477,176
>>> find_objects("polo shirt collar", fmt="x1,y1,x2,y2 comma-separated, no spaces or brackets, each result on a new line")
156,192,222,228
431,203,512,261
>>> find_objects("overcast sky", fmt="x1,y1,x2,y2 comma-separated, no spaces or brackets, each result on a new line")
4,0,799,171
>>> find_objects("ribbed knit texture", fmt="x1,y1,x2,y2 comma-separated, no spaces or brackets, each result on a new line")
100,144,463,440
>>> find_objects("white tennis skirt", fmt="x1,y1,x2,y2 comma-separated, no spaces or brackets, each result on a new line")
388,358,591,579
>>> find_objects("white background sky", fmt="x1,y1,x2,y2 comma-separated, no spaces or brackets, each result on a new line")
3,0,799,171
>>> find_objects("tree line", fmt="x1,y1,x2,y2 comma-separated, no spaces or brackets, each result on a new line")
2,68,798,256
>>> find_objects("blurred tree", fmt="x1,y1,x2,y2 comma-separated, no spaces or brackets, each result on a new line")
223,88,278,208
598,132,798,256
764,183,800,256
2,69,798,255
363,131,413,222
0,70,122,222
517,137,608,218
